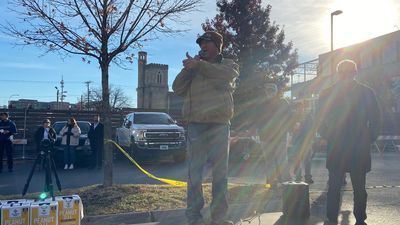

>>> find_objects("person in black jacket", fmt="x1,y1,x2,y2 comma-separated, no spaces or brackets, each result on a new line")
316,60,381,225
252,83,294,187
88,115,104,169
0,112,17,173
34,119,57,152
289,108,316,184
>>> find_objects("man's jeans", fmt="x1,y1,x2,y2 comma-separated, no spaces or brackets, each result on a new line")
186,123,230,224
261,140,287,185
327,170,368,222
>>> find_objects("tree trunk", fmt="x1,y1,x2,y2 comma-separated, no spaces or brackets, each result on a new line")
101,62,113,187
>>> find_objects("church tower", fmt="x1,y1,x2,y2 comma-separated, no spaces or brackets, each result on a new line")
137,51,147,108
136,51,169,109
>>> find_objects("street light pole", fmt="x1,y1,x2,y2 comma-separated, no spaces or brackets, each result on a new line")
8,94,19,108
330,10,343,79
331,10,343,52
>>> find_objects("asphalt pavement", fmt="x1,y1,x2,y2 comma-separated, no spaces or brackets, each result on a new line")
1,152,400,225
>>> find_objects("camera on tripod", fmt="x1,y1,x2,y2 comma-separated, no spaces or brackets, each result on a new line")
39,139,53,154
23,138,61,198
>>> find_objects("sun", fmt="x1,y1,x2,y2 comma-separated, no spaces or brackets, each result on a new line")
323,0,399,49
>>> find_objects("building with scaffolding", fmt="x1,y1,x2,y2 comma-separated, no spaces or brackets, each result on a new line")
291,30,400,115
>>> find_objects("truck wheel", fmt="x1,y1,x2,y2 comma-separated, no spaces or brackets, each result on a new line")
173,152,186,163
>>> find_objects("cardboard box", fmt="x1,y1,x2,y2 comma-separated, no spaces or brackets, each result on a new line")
1,202,30,225
54,196,83,225
0,200,27,206
30,201,58,225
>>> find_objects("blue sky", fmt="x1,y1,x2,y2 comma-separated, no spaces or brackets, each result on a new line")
1,0,399,107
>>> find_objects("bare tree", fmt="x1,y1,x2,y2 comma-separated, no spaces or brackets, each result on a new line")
86,85,132,110
2,0,201,186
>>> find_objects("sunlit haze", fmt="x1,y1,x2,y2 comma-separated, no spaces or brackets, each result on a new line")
323,0,399,49
1,0,400,106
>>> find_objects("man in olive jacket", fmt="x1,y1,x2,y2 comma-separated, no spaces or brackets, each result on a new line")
172,31,239,225
317,60,380,225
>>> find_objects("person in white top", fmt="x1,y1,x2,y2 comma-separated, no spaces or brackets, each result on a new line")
59,117,81,170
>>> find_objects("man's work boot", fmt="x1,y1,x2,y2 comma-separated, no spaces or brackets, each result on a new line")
355,221,367,225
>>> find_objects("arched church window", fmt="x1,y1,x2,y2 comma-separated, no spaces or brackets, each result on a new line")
157,71,162,84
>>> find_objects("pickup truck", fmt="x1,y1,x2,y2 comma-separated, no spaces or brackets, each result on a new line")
116,112,186,163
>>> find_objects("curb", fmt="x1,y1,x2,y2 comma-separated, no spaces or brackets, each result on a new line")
81,200,282,225
82,211,154,225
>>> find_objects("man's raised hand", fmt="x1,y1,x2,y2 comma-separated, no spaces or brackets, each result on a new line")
183,52,199,69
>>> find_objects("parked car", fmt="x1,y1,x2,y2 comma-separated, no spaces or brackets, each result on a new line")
52,121,92,165
116,112,186,163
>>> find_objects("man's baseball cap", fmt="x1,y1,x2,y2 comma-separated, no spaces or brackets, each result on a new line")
196,31,223,52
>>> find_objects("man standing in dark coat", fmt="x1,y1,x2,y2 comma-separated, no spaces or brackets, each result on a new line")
0,112,17,173
88,115,104,169
317,60,381,225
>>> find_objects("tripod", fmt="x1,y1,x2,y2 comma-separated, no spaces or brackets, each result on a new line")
22,139,62,200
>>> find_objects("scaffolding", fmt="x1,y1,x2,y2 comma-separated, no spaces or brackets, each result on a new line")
290,58,319,87
289,58,319,100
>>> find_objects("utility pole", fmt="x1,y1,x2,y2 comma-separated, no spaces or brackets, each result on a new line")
60,76,67,108
55,87,59,110
80,95,84,111
60,76,64,103
84,81,93,110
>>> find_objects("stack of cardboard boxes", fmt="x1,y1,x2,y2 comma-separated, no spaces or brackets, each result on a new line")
0,195,83,225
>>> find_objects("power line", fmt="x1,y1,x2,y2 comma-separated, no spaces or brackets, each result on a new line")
0,79,136,88
0,95,81,99
0,79,92,84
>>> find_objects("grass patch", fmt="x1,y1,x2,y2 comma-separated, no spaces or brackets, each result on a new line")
0,184,273,216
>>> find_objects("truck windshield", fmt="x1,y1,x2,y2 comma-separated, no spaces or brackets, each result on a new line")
134,114,174,125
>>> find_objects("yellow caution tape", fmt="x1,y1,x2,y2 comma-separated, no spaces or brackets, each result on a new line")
106,140,187,187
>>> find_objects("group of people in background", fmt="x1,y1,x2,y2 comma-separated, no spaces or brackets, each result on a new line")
0,114,104,172
34,115,103,170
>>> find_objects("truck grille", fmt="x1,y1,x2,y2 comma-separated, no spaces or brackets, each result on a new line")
145,132,181,140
